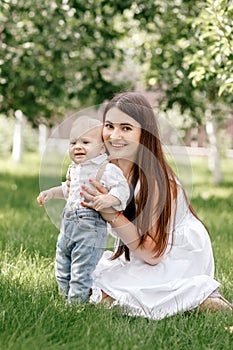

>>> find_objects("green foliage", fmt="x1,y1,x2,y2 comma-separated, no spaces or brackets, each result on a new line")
0,0,133,125
0,154,232,349
1,0,232,130
188,0,233,96
125,1,207,122
125,0,233,123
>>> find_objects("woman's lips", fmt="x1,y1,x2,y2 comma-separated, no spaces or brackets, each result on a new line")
109,142,126,149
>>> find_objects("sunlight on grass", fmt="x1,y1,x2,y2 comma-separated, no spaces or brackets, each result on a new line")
1,247,54,290
0,153,232,350
199,187,233,199
0,153,40,176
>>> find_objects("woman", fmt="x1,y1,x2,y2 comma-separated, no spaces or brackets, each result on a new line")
81,92,232,320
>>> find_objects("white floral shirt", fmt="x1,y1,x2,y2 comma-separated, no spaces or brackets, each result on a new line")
62,153,130,211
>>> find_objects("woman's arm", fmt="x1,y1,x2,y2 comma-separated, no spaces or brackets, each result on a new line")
106,212,163,265
81,180,164,265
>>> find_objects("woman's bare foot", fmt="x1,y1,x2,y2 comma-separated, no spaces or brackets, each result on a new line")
101,290,115,307
199,295,233,312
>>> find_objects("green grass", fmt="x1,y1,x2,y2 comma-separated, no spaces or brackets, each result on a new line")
0,153,232,350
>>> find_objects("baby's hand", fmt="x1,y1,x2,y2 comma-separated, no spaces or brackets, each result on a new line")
37,196,44,206
91,194,120,211
37,190,53,206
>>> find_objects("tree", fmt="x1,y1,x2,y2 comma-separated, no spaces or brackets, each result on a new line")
188,0,233,96
1,0,232,178
0,0,134,161
186,0,233,183
0,0,133,126
126,0,233,183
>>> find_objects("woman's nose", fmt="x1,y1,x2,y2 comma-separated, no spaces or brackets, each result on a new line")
110,127,122,139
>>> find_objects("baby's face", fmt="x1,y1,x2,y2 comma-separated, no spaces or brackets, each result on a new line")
69,126,105,164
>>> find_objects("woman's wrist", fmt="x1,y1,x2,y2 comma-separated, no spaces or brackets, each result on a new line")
107,211,123,225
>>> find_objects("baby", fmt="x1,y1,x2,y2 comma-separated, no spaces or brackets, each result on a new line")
37,116,130,303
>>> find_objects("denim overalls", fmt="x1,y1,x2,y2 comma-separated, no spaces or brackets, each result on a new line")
55,208,107,303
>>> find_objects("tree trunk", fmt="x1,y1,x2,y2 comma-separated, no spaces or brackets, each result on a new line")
38,123,48,156
12,110,24,162
205,114,223,184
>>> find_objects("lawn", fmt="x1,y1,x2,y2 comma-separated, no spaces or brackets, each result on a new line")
0,153,232,350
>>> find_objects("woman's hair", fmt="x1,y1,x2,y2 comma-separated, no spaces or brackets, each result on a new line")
103,92,202,261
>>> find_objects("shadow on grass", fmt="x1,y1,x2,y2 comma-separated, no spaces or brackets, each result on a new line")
1,273,232,350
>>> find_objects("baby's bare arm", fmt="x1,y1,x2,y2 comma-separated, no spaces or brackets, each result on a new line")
37,186,64,206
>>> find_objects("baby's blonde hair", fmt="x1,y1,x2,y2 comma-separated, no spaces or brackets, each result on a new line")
70,116,103,139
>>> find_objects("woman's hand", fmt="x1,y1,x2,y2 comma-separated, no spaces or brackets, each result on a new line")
81,180,117,220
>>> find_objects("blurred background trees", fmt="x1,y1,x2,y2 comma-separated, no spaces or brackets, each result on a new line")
0,0,133,124
0,0,232,182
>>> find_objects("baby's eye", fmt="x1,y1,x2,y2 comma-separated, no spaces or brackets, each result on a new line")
83,141,90,144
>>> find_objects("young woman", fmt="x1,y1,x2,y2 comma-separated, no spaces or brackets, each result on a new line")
81,92,232,319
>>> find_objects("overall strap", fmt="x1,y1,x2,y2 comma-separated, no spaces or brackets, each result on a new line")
95,160,108,182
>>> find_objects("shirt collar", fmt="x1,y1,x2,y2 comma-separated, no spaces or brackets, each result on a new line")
71,153,108,167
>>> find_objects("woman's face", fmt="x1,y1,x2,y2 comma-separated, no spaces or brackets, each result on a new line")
103,107,141,161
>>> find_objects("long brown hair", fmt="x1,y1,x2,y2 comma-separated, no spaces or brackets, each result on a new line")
103,92,200,261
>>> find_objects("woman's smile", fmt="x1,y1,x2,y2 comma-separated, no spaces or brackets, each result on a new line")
109,142,127,148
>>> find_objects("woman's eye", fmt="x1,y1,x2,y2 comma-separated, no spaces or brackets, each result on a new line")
122,126,131,131
104,123,113,129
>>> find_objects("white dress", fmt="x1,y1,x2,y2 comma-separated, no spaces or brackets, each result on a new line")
91,184,220,320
